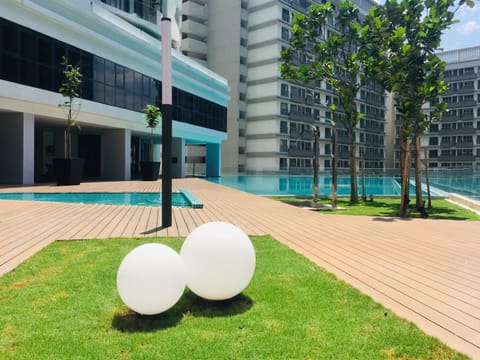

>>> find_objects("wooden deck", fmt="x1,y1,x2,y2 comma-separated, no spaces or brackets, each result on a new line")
1,178,480,359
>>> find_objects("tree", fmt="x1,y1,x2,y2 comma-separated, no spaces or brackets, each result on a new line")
58,56,82,159
280,0,369,204
144,104,162,161
362,0,473,216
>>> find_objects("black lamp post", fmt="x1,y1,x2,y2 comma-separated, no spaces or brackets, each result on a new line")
161,7,172,228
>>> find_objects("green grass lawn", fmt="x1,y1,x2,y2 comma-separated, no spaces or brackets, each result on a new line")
0,237,469,359
274,196,480,221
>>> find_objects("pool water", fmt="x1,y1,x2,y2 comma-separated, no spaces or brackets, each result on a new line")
0,192,193,207
206,175,446,197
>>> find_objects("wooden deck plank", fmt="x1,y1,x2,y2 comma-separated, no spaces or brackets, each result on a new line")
0,178,480,359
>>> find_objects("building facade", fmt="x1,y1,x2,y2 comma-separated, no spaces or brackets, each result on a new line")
180,0,249,173
0,0,229,185
244,0,385,174
425,46,480,170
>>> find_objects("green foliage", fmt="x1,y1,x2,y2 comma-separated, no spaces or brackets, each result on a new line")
361,0,473,215
58,56,82,159
363,0,461,139
275,196,480,220
280,0,373,203
144,104,162,130
144,105,162,161
0,237,469,359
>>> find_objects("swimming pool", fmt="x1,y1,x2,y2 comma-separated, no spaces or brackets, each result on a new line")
206,175,448,197
0,191,202,208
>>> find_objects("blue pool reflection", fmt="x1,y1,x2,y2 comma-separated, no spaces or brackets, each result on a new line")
206,175,447,197
0,192,193,207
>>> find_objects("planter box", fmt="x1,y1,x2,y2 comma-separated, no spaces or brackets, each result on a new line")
53,158,85,186
140,161,161,181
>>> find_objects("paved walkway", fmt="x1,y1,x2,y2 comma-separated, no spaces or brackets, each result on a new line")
1,179,480,359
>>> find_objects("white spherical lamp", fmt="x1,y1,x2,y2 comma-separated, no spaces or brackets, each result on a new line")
117,243,186,315
180,221,256,300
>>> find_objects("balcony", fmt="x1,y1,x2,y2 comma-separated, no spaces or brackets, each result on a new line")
439,155,476,161
290,93,304,103
440,140,474,148
290,130,301,139
443,87,475,95
288,148,314,157
442,72,478,81
182,1,207,21
439,127,474,134
445,100,477,109
301,131,314,140
181,19,207,38
289,110,316,123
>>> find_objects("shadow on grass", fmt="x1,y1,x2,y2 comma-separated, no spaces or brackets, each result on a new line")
112,291,253,333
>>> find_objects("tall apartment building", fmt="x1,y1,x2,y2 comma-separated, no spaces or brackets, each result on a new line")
0,0,229,185
181,0,249,173
246,0,385,174
423,46,480,170
180,0,385,174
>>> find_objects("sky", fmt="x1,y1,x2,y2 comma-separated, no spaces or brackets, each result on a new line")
440,3,480,51
374,0,480,52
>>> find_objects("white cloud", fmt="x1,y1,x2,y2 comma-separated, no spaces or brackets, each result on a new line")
459,20,480,34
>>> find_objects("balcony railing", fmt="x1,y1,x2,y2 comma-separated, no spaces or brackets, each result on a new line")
289,110,316,123
288,148,314,157
439,155,476,161
445,100,477,109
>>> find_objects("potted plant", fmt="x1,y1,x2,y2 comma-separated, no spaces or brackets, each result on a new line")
53,56,84,185
140,104,162,181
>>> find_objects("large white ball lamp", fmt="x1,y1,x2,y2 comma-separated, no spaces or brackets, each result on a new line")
180,221,256,300
117,243,186,315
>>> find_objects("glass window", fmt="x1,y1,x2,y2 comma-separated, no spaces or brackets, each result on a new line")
3,22,18,53
81,52,93,78
105,84,115,106
115,87,125,108
115,64,124,88
282,8,290,22
54,43,66,69
37,64,52,90
67,48,81,66
20,30,35,59
134,71,142,95
104,60,115,86
93,81,105,103
142,75,150,97
37,36,52,66
2,54,19,82
93,56,105,83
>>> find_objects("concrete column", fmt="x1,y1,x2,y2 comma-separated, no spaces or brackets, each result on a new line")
153,143,161,162
206,142,222,177
0,112,34,185
103,129,131,180
172,137,185,178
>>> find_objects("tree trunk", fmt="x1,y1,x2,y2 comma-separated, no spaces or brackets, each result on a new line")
360,147,366,201
349,129,358,203
313,127,319,202
424,147,432,209
399,137,411,217
414,134,423,208
65,129,71,159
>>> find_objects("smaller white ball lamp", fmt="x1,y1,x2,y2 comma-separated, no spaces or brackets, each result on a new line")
117,243,186,315
180,221,256,300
